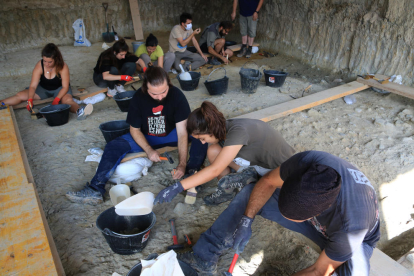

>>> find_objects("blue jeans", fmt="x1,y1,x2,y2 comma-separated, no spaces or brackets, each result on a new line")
193,184,374,276
90,129,208,195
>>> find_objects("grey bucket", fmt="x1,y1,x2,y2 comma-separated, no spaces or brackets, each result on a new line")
132,41,144,53
39,104,71,126
239,61,262,94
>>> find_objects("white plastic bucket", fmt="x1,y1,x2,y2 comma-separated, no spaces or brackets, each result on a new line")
115,192,154,216
109,184,131,206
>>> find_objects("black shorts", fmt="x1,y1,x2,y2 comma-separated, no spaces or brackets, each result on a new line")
200,43,227,54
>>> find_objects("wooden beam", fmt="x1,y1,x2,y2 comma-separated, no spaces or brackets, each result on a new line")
121,146,178,163
357,77,414,100
235,81,370,122
129,0,144,41
370,248,414,276
0,106,64,275
227,43,259,52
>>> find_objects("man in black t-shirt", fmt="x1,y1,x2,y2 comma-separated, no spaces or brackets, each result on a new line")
66,67,208,205
177,151,380,276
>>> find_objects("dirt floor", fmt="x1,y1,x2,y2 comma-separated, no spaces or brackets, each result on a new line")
1,32,414,275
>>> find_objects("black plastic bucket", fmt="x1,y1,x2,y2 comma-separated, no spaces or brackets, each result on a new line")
204,67,229,96
239,61,262,94
99,120,130,143
128,259,197,276
177,72,201,91
263,70,288,88
96,207,156,255
114,90,136,112
39,104,71,127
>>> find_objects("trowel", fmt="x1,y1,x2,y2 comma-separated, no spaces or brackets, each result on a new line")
179,64,192,81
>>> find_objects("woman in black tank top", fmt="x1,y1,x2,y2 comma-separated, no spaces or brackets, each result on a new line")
1,43,92,119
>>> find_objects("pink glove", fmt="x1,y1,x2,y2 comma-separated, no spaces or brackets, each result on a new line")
52,97,60,105
120,75,133,81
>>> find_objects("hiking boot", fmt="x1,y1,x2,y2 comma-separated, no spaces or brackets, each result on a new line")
245,47,252,58
218,167,258,192
107,87,118,97
237,46,248,57
184,61,191,72
209,57,221,65
66,183,103,205
177,251,217,276
76,103,93,120
203,188,236,206
116,84,126,93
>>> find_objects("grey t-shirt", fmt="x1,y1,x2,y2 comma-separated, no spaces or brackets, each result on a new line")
199,22,222,48
280,151,380,262
223,119,295,169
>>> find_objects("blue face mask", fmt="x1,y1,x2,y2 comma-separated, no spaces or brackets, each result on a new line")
185,23,192,31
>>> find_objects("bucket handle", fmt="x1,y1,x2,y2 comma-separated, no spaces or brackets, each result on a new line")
241,61,259,70
206,67,227,82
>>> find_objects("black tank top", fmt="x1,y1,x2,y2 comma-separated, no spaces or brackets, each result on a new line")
39,60,63,90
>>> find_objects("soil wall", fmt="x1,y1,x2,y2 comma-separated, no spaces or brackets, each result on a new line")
1,0,413,85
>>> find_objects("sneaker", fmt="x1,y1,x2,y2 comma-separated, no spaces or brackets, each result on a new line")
107,87,118,97
218,167,258,192
245,47,252,58
116,85,126,93
65,183,103,205
170,68,178,74
183,61,191,72
177,251,217,275
209,57,221,65
237,46,247,57
76,103,93,120
203,188,236,206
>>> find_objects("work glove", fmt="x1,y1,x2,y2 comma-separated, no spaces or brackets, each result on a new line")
233,215,254,253
120,75,133,81
153,181,184,205
52,97,60,105
26,99,34,112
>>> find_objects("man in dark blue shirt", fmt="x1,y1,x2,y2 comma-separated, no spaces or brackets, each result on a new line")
231,0,264,58
177,151,380,275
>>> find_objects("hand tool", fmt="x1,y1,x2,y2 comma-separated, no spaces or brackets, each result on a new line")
223,253,239,276
27,101,42,119
184,234,192,245
112,25,119,41
290,85,312,99
160,152,174,164
167,218,185,250
102,3,115,43
0,102,7,110
358,74,390,84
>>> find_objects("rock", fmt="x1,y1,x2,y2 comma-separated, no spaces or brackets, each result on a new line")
320,79,328,85
355,108,363,113
279,87,289,94
308,109,320,117
374,119,386,127
333,79,343,83
173,203,187,217
402,137,413,142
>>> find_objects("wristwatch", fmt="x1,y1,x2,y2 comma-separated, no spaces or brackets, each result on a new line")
255,10,259,13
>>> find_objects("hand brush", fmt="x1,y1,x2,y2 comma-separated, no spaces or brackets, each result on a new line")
184,187,197,204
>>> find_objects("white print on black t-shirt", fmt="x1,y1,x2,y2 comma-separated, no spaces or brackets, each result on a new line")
148,116,166,136
347,168,374,189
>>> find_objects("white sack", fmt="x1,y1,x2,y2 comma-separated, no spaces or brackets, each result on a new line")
109,157,153,184
140,250,184,276
72,19,91,47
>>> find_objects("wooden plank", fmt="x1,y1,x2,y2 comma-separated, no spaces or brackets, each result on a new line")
121,146,178,163
129,0,144,41
0,106,63,275
370,248,414,276
357,77,414,100
0,107,29,190
13,79,140,109
235,81,370,122
227,43,259,52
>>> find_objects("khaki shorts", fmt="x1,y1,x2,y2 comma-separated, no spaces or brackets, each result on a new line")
239,15,258,38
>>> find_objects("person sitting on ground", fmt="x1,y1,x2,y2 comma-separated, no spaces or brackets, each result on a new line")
165,151,381,276
231,0,264,58
66,67,208,205
135,33,175,73
93,39,142,97
199,21,234,65
0,43,92,120
153,101,295,205
169,12,207,72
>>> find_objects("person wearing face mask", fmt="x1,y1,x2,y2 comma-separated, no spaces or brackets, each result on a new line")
169,13,207,72
66,67,208,205
0,43,92,120
199,21,234,65
135,33,175,73
93,39,142,97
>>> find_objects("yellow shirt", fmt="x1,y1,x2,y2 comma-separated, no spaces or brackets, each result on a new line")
135,44,164,61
